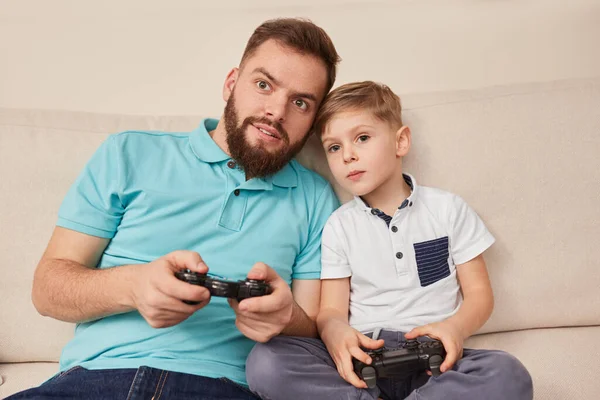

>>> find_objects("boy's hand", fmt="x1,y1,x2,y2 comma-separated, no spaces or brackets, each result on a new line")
405,320,464,373
320,320,385,389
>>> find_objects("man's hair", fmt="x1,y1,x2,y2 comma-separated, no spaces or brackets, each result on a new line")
313,81,403,136
240,18,341,95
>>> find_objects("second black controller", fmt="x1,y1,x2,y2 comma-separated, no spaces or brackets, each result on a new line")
175,269,273,304
353,339,446,389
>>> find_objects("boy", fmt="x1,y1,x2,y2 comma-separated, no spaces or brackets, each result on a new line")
246,82,533,400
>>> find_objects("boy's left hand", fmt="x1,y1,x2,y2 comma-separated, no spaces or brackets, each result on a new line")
405,320,464,373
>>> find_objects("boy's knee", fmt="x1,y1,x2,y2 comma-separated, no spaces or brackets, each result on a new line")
491,351,533,399
246,342,277,385
246,337,293,394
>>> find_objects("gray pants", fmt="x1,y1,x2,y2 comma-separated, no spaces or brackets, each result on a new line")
246,330,533,400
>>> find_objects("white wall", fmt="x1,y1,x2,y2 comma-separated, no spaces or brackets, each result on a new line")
1,0,599,115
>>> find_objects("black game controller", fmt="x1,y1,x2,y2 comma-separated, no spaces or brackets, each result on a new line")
353,339,446,388
175,269,273,304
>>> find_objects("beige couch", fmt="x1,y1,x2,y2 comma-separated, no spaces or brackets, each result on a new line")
1,77,599,399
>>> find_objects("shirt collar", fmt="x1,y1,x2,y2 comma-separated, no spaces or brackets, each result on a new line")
189,118,298,188
189,118,229,163
353,173,419,213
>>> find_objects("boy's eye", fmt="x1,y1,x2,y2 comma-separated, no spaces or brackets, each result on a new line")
357,134,370,143
294,99,308,110
327,144,341,153
257,80,271,90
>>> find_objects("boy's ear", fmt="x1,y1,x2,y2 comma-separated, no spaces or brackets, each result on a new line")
223,67,239,102
396,126,411,157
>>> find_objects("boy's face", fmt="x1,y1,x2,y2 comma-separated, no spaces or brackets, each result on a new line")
321,110,408,196
222,39,328,178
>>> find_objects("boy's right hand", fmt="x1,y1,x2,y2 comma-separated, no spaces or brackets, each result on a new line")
130,250,211,328
321,320,385,389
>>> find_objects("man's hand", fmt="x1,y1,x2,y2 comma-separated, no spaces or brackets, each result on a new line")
320,319,384,389
131,250,211,328
228,262,294,343
405,320,465,373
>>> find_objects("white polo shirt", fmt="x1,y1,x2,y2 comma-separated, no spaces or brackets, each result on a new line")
321,174,495,333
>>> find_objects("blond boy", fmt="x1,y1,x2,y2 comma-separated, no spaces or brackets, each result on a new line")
247,82,533,400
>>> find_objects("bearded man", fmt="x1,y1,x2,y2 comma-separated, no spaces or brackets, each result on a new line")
9,18,340,400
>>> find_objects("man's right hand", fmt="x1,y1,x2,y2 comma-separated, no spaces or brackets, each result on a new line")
130,250,211,328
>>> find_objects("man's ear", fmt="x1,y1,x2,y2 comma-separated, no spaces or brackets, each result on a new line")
223,67,239,102
396,126,411,157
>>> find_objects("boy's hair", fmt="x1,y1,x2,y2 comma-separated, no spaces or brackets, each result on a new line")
240,18,341,95
313,81,403,136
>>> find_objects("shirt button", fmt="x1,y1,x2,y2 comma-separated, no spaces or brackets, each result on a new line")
234,189,240,196
227,160,236,169
391,226,398,233
371,209,378,215
396,252,403,259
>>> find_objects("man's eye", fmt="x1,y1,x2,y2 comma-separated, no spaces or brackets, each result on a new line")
357,135,369,143
257,81,271,90
328,145,341,153
294,99,308,110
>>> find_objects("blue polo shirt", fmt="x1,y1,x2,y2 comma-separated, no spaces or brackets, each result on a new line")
56,118,339,385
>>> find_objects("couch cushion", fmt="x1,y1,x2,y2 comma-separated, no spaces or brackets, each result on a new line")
465,326,600,400
1,77,599,365
1,327,598,399
0,362,58,398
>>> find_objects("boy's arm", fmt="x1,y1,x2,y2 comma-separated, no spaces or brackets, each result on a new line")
317,277,350,334
405,254,493,372
317,278,384,389
445,254,494,338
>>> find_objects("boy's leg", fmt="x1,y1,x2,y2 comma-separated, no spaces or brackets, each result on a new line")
246,336,381,400
406,348,533,400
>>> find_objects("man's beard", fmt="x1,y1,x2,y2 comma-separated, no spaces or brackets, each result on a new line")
224,91,308,179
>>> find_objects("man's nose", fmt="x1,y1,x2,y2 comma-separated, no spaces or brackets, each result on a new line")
264,94,287,123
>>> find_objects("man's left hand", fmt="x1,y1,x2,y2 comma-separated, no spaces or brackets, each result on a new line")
228,262,294,342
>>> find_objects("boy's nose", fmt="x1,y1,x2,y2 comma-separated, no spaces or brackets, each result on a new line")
343,147,358,163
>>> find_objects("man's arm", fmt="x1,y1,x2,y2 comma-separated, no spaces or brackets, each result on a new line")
32,227,211,326
279,278,321,337
229,263,322,342
32,226,133,322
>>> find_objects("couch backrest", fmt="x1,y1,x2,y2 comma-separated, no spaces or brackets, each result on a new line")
1,77,599,363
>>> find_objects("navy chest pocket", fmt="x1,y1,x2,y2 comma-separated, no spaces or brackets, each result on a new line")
413,236,451,287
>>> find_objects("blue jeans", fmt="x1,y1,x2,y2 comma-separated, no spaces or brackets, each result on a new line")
6,365,261,400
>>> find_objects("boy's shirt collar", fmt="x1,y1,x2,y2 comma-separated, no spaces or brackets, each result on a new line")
354,173,418,215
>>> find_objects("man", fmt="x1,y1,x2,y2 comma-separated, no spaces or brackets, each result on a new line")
8,18,340,399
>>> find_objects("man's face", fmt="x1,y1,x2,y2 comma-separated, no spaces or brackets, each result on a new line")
222,39,328,178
